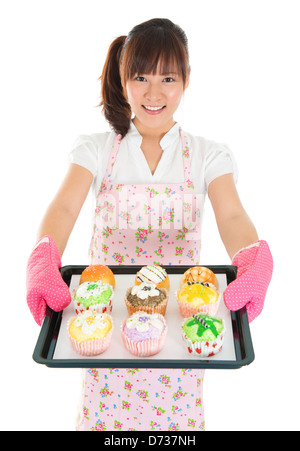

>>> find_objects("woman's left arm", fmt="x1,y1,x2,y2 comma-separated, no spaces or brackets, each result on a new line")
208,173,258,259
208,173,273,322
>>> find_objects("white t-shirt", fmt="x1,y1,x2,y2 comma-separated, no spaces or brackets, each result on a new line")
68,121,238,199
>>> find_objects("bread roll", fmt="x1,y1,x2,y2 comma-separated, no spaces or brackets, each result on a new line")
180,266,218,290
79,265,115,288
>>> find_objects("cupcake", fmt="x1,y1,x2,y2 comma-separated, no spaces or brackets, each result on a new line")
73,281,114,315
68,310,113,356
80,264,115,288
125,282,169,316
176,282,221,317
121,312,167,357
180,266,219,290
135,264,170,290
182,313,225,357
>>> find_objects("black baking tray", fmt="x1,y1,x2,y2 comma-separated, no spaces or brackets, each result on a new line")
33,265,254,369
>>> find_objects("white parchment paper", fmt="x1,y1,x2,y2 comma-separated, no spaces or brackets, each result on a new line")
53,272,236,363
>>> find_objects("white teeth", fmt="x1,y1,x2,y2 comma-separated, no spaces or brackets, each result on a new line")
144,105,165,111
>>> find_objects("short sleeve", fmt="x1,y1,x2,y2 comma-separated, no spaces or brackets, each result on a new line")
205,141,238,191
68,134,98,177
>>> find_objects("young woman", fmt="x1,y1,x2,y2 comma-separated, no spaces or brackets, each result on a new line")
26,18,273,431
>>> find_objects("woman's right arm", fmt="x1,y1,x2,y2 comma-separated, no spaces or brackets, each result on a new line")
37,163,94,256
26,163,94,325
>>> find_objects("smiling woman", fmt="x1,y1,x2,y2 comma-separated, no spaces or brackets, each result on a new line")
99,18,190,137
26,15,273,433
126,69,189,141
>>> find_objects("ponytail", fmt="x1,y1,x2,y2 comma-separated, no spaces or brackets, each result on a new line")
99,36,132,138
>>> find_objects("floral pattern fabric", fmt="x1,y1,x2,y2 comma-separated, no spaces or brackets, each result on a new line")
77,368,205,431
77,127,205,431
89,129,203,266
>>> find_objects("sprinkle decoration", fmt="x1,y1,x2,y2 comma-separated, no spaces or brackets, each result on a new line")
142,285,152,291
187,282,210,286
193,314,208,328
87,283,98,291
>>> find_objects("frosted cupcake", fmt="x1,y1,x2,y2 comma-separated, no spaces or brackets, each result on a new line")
176,282,221,317
125,282,168,316
121,312,167,357
73,281,114,315
68,311,113,356
182,313,225,357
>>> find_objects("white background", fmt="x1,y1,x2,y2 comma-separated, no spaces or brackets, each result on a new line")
1,0,299,431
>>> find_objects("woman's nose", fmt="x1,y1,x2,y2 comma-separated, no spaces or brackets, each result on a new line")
145,83,162,101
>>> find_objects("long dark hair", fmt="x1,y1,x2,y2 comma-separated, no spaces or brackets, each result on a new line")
99,18,190,137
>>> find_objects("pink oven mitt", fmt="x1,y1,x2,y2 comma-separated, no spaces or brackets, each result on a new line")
223,240,273,322
26,235,71,325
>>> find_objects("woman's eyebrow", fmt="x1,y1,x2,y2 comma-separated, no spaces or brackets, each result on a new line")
134,71,179,76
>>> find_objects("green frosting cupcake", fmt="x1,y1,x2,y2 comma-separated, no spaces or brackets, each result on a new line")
74,281,113,314
183,314,224,343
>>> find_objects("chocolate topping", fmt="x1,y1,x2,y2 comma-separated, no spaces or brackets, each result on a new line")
127,289,166,308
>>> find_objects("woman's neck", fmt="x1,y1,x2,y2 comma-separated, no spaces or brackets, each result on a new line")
132,117,176,143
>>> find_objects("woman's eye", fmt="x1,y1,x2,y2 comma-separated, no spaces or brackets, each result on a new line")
135,76,146,82
164,77,175,82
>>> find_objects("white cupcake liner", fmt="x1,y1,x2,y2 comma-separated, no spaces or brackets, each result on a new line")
68,313,114,357
181,317,225,358
175,290,221,318
120,313,168,357
73,290,113,315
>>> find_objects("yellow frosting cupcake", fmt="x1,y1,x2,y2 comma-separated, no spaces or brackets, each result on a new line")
176,283,221,317
68,311,113,356
178,283,219,306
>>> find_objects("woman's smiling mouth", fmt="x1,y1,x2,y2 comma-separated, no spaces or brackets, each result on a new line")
142,105,166,114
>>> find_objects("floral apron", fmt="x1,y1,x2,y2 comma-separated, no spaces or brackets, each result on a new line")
76,127,205,431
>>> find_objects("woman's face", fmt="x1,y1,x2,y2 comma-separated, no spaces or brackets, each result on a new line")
125,63,190,135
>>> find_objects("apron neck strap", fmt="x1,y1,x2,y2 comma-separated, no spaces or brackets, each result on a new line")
179,127,192,182
103,134,122,183
104,128,192,183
